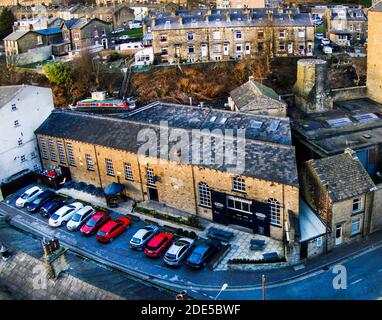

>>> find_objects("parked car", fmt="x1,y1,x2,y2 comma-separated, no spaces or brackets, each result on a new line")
186,240,221,269
66,205,96,231
144,232,174,258
321,38,331,46
315,33,324,40
96,217,131,243
323,45,333,54
129,225,159,250
163,237,194,267
40,198,66,218
80,211,111,236
48,202,84,227
16,186,43,208
26,190,57,213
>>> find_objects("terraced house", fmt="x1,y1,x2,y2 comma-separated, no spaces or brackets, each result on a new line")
34,102,299,243
145,8,314,64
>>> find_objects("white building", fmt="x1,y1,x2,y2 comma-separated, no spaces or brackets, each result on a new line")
0,85,54,184
133,47,154,66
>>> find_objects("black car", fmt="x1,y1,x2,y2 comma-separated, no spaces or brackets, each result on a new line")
186,240,221,269
26,190,57,213
40,198,66,218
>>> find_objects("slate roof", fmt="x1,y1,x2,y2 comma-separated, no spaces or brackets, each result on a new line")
0,85,24,108
34,28,62,36
371,1,382,11
331,8,367,21
230,79,286,113
308,152,376,202
35,110,299,187
3,30,30,41
121,102,292,145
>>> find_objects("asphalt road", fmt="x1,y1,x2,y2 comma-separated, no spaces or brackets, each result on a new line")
2,186,382,300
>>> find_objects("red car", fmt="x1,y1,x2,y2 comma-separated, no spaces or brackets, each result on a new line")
80,212,111,236
144,232,174,258
96,217,131,243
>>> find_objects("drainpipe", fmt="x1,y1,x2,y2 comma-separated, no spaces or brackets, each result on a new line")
93,145,103,189
136,154,145,201
191,165,199,216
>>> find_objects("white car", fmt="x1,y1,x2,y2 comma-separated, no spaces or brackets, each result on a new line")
48,202,84,228
119,35,130,40
66,205,96,231
315,33,324,40
15,186,43,208
129,225,159,250
163,237,195,267
323,45,333,54
321,38,331,46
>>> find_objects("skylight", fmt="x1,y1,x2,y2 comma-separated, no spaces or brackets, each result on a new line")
209,116,217,122
353,113,379,123
250,120,263,129
326,117,353,128
270,120,281,131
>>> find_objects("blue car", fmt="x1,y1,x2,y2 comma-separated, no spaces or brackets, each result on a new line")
40,198,66,218
186,240,221,269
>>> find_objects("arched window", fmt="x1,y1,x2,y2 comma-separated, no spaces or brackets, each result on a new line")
268,198,281,226
198,182,211,208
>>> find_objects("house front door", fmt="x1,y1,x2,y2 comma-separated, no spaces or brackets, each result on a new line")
335,225,343,245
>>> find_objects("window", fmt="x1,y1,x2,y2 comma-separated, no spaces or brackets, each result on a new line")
160,34,167,42
31,151,36,159
245,43,250,54
223,42,229,55
187,33,194,41
227,196,252,213
232,176,245,192
268,198,281,226
213,31,221,40
39,138,48,160
124,163,133,180
316,236,323,247
279,43,286,51
105,158,114,176
353,198,361,213
11,103,17,111
57,141,66,164
85,154,94,171
73,32,80,40
279,30,286,38
66,142,76,166
48,139,57,162
258,30,264,39
161,47,168,55
258,42,264,52
198,182,211,207
188,45,195,54
236,44,243,53
146,167,155,185
18,138,23,146
298,29,305,38
14,120,20,127
37,35,42,45
213,44,221,53
235,31,242,39
351,218,361,235
20,155,26,163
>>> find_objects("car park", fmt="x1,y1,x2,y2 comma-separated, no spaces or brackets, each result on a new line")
80,211,111,236
67,205,96,231
96,217,131,243
26,190,57,213
16,186,43,208
321,38,331,46
129,225,159,250
48,202,84,227
186,240,221,269
163,237,195,267
40,198,66,218
144,232,174,258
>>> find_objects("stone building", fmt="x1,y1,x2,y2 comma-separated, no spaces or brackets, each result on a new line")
228,76,287,117
146,8,314,64
293,59,333,114
62,17,112,51
367,2,382,105
216,0,265,9
35,102,299,242
326,6,367,47
299,150,377,255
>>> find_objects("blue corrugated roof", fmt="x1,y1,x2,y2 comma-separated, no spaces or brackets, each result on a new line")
34,28,62,36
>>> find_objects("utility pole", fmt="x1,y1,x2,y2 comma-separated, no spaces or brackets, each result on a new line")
261,274,265,300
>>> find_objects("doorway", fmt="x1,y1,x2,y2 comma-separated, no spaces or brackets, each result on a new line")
335,225,343,245
147,187,158,201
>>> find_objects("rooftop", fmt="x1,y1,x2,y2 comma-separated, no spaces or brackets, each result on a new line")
35,106,299,187
3,30,30,41
0,85,25,107
308,152,376,202
299,199,326,242
292,98,382,156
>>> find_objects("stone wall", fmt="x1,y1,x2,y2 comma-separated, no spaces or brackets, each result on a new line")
370,184,382,233
17,45,52,66
331,86,367,102
0,252,122,300
367,9,382,104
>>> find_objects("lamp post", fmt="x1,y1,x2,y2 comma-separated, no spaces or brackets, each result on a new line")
214,283,228,300
262,274,265,301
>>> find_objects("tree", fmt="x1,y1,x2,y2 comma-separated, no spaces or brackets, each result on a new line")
0,8,15,40
44,62,73,86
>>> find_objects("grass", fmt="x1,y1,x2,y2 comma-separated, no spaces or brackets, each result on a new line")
115,28,143,39
315,25,324,34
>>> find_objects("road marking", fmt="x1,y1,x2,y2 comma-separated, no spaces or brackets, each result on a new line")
350,278,363,286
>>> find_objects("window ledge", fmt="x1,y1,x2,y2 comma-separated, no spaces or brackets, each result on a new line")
232,189,246,194
351,210,364,216
271,223,282,229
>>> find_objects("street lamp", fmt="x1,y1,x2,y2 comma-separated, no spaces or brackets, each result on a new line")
214,283,228,300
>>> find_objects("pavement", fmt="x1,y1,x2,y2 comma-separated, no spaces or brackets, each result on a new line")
2,186,382,300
